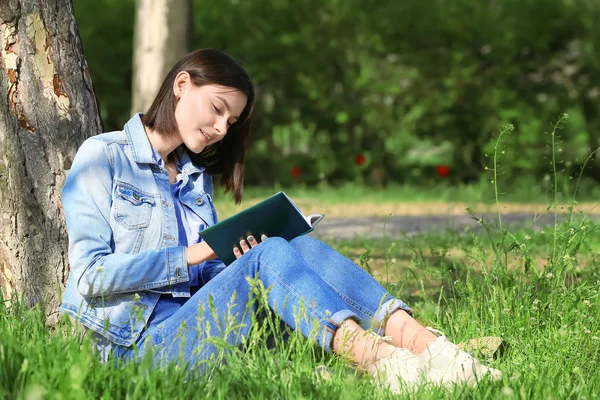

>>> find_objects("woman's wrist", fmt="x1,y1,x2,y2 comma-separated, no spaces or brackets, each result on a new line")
186,241,217,265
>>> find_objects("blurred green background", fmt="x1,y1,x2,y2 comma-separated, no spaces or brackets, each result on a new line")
73,0,600,193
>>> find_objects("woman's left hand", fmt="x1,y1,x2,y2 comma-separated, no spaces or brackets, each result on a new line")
233,234,267,259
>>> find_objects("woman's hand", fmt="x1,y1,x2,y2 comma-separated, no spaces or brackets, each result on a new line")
233,234,268,259
186,241,218,266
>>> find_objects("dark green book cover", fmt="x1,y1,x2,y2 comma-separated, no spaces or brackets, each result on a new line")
199,192,324,265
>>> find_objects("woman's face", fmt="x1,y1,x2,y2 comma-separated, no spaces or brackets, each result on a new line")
173,73,248,154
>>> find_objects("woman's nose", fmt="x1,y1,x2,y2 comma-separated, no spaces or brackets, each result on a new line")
214,118,228,135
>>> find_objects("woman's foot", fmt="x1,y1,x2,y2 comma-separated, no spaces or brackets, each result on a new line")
419,329,502,386
363,335,440,393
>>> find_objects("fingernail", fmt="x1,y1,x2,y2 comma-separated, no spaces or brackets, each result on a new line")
233,247,239,253
247,236,254,242
261,234,267,241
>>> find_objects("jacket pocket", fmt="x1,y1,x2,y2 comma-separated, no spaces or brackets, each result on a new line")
114,183,155,230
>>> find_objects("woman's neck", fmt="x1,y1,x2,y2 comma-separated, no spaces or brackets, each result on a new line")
144,125,182,163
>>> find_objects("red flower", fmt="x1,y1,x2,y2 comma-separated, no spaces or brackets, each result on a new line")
436,165,450,177
355,154,366,166
291,166,302,177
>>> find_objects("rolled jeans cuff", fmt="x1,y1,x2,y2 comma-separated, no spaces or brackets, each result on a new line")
319,309,360,353
370,298,412,335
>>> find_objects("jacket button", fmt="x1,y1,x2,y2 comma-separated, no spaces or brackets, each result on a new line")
196,197,204,206
133,192,140,200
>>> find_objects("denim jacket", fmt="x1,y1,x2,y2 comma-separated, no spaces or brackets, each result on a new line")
60,113,218,346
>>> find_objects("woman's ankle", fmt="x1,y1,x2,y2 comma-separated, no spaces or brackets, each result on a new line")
332,319,395,368
384,310,438,354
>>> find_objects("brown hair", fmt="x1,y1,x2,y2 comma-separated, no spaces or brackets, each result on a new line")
142,49,254,204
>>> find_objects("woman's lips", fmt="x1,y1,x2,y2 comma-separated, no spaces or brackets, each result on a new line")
200,129,211,142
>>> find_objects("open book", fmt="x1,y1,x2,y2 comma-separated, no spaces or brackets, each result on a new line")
199,191,325,265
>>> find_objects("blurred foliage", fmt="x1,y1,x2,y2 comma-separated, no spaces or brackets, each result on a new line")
73,0,135,128
73,0,600,188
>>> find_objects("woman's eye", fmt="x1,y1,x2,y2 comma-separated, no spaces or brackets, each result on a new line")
212,104,222,115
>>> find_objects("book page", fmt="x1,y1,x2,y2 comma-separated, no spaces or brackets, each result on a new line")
307,213,325,227
281,192,324,228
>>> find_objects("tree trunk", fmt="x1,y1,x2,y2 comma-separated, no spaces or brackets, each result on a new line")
130,0,192,114
0,0,101,323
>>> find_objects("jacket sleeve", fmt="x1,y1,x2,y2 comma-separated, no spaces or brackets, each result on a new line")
62,138,190,297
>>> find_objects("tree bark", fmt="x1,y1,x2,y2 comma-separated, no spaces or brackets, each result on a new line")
130,0,192,115
0,0,101,322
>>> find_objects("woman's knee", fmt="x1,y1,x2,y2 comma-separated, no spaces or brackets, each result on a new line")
258,236,292,257
251,237,304,276
261,236,288,248
290,235,319,249
230,237,292,275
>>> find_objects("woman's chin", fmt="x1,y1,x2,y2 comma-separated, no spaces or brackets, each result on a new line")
192,146,207,154
184,142,206,154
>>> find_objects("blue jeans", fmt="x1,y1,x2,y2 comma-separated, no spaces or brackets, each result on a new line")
114,236,411,368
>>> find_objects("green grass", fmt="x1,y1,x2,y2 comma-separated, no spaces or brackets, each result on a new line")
3,118,599,399
216,175,600,206
2,217,599,399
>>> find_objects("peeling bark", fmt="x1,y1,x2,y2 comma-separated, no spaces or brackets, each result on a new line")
0,0,101,323
130,0,191,114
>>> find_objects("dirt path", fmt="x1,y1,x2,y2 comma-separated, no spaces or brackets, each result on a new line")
215,200,599,240
312,212,600,240
293,201,600,218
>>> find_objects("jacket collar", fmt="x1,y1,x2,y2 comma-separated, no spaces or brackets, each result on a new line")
124,113,155,164
124,113,204,175
175,146,204,175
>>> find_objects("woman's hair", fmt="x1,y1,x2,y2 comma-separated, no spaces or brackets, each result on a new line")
142,49,254,204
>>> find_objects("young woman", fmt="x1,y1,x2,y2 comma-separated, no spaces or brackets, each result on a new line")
60,49,501,393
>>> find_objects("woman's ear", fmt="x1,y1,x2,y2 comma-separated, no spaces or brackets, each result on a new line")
172,71,191,99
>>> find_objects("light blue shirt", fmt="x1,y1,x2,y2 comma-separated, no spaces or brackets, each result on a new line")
146,147,219,326
152,146,207,284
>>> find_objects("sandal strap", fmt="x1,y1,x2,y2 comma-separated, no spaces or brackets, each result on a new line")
425,326,447,338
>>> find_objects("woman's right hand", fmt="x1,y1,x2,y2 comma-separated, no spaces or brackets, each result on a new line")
186,241,218,266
